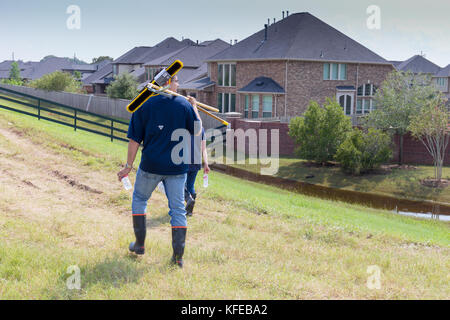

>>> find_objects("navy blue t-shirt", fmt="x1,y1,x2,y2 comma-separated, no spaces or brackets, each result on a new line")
127,95,199,175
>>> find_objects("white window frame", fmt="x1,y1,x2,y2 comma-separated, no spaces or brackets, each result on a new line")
323,63,347,80
217,63,236,87
337,91,354,115
356,98,375,114
262,95,273,118
358,84,376,97
217,92,236,114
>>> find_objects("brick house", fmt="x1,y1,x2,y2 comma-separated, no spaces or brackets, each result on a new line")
200,12,395,122
433,64,450,101
83,37,195,94
141,39,229,96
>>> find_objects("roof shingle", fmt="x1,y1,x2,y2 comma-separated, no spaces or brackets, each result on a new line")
207,12,389,64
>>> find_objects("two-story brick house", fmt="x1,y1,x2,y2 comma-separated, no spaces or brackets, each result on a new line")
201,12,394,121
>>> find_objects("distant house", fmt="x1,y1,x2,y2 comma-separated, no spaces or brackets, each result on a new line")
391,55,449,103
83,37,195,94
433,65,450,101
203,12,394,120
62,59,112,81
393,55,442,75
0,56,84,82
142,39,229,98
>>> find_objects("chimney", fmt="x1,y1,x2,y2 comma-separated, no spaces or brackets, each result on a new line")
196,40,199,45
287,10,289,17
268,18,270,25
234,39,238,45
282,11,285,19
264,24,268,41
273,18,276,24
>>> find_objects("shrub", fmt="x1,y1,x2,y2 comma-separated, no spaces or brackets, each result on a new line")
336,128,392,174
106,73,139,100
1,78,23,86
288,98,352,164
29,71,84,93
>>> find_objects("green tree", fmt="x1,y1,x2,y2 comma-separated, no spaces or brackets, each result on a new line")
92,56,113,64
106,73,139,100
9,61,21,81
29,71,84,93
336,128,392,175
408,94,449,182
73,70,82,80
289,98,352,164
364,70,438,164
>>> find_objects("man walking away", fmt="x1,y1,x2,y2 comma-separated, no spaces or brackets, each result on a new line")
117,74,202,268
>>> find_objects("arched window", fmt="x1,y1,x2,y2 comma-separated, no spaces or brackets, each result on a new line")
357,84,377,96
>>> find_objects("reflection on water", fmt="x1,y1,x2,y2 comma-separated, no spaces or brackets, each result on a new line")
212,164,450,222
396,211,450,221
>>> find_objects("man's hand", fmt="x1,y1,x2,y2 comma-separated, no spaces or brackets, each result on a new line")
117,166,132,182
204,164,210,174
187,96,199,111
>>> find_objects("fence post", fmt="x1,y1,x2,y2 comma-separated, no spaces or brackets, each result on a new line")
111,120,114,142
74,109,77,131
38,99,41,120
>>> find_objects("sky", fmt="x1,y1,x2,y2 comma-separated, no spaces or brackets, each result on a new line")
0,0,449,67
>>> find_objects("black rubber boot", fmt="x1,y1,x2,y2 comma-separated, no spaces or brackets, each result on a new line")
186,193,196,217
129,215,146,255
171,227,187,268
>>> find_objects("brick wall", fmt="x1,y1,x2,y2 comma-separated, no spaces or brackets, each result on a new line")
228,117,450,165
392,132,450,165
208,60,394,118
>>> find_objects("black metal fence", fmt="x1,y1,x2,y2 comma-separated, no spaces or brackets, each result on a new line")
0,86,129,142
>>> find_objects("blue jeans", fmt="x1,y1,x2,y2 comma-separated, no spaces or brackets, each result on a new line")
185,170,199,198
132,168,187,227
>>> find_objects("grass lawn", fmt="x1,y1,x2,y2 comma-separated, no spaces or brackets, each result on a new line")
224,152,450,205
0,108,449,299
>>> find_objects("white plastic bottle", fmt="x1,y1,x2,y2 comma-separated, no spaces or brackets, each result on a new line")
157,181,165,193
203,174,209,188
122,175,132,191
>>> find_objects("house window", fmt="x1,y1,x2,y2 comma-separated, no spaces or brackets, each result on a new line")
323,63,330,80
217,93,223,113
113,65,118,76
217,63,236,87
231,64,236,86
230,94,236,112
218,65,223,86
339,94,352,115
323,63,347,80
262,95,273,118
217,92,236,113
252,95,259,118
436,77,447,87
146,67,162,81
356,98,374,114
357,84,377,96
244,95,249,118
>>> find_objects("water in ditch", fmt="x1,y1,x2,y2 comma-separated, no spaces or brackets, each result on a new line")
211,164,450,222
